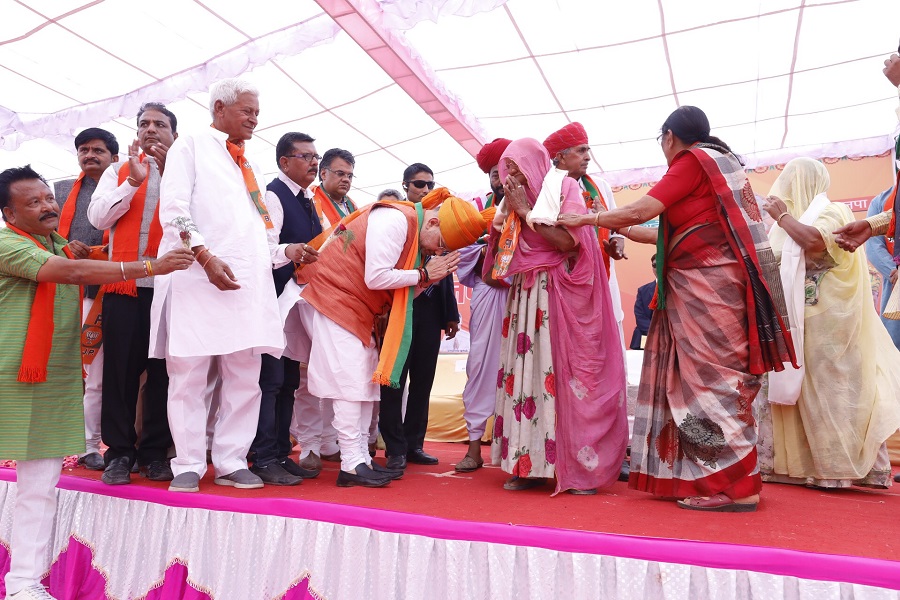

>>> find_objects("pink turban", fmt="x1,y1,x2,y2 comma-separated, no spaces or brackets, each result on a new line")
543,122,589,157
475,138,512,174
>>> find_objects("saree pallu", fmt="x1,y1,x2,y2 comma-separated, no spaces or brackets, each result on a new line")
629,224,762,499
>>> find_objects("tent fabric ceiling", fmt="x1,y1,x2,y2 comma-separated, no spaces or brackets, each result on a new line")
1,0,898,202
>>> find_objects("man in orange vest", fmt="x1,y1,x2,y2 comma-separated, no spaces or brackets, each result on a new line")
54,127,120,473
88,103,179,486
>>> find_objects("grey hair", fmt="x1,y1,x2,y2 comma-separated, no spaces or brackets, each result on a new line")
208,78,259,119
377,188,403,201
550,147,571,168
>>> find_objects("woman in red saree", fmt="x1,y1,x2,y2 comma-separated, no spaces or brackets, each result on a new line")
559,106,796,511
487,138,628,495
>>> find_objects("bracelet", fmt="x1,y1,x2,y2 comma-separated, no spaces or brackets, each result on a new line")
594,212,601,227
776,211,790,224
195,248,210,262
200,253,215,269
625,225,633,237
422,266,430,283
126,176,140,187
417,268,426,284
145,260,154,277
142,261,149,277
119,261,127,281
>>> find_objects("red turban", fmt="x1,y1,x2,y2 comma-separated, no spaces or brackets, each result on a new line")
543,122,589,157
475,138,512,174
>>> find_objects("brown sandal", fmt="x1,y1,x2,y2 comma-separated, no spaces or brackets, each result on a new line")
503,476,547,491
676,493,757,512
454,456,484,473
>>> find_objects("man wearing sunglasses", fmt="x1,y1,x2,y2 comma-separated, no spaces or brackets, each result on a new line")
380,163,460,471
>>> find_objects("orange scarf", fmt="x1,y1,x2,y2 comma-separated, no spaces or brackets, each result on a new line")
6,224,75,383
104,158,163,296
885,168,900,255
582,174,611,276
225,140,273,229
492,212,521,279
312,186,357,228
57,172,85,239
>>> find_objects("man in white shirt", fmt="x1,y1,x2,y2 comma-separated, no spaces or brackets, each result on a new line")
151,78,285,493
251,132,322,485
88,103,179,486
291,195,490,486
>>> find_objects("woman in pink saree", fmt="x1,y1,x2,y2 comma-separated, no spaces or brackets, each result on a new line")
487,138,627,495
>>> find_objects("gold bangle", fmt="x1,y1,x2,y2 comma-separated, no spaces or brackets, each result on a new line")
126,176,140,187
594,212,601,227
776,211,790,224
145,260,153,277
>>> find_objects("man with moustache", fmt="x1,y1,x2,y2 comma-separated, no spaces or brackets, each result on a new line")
250,132,322,485
87,103,179,485
380,163,460,470
151,78,286,493
311,148,358,228
290,147,358,468
0,165,192,600
454,139,512,472
54,127,120,473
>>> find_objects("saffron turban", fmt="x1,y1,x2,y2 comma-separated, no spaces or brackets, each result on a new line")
543,122,589,157
475,138,512,173
438,196,492,250
420,186,453,210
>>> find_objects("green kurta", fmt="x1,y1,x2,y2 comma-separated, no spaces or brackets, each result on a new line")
0,227,84,460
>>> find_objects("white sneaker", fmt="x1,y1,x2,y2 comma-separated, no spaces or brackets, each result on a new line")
5,584,57,599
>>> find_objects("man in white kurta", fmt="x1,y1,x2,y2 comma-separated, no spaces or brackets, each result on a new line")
150,80,284,492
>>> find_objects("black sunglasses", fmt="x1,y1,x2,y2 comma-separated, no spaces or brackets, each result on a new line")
406,179,435,190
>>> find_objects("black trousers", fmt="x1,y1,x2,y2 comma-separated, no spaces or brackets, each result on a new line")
100,288,172,466
251,354,301,466
379,290,443,457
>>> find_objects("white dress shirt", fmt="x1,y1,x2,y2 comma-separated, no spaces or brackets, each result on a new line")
149,127,284,358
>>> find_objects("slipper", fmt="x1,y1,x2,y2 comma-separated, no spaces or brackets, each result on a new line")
503,476,547,491
454,456,484,473
567,488,598,495
676,493,757,513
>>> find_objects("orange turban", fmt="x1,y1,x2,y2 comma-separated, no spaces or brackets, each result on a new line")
438,196,491,250
420,186,452,210
475,138,512,173
543,122,589,157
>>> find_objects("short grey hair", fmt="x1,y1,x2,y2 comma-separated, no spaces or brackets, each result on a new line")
377,188,403,201
208,78,259,119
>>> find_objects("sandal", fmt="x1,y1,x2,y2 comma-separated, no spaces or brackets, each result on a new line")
567,488,598,495
454,455,484,473
503,476,547,491
677,493,757,513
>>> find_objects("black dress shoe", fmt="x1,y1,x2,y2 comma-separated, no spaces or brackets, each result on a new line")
250,463,302,486
406,449,439,465
370,461,404,480
385,455,407,470
77,452,105,471
894,473,900,483
141,460,174,481
279,457,319,479
101,456,132,485
336,464,391,488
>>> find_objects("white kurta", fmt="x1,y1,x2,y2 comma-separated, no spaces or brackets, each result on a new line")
149,127,284,358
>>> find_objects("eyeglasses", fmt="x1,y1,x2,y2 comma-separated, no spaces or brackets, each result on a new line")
406,179,436,190
437,231,447,254
286,153,321,162
324,167,354,181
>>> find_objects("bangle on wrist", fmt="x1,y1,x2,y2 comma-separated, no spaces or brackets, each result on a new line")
126,176,140,187
594,212,601,227
142,260,149,277
776,211,790,224
422,266,430,283
120,261,127,281
146,260,154,277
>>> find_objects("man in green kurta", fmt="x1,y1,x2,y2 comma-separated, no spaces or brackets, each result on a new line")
0,165,193,600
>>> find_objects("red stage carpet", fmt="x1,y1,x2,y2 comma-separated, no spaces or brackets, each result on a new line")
61,441,900,562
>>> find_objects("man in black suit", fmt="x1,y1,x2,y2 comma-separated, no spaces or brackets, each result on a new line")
250,132,324,485
381,163,460,470
629,254,657,350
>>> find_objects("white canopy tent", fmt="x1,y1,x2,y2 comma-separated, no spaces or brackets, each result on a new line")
1,0,898,202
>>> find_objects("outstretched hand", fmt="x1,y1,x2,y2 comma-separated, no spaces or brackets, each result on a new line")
557,213,593,228
153,248,195,275
833,220,873,252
